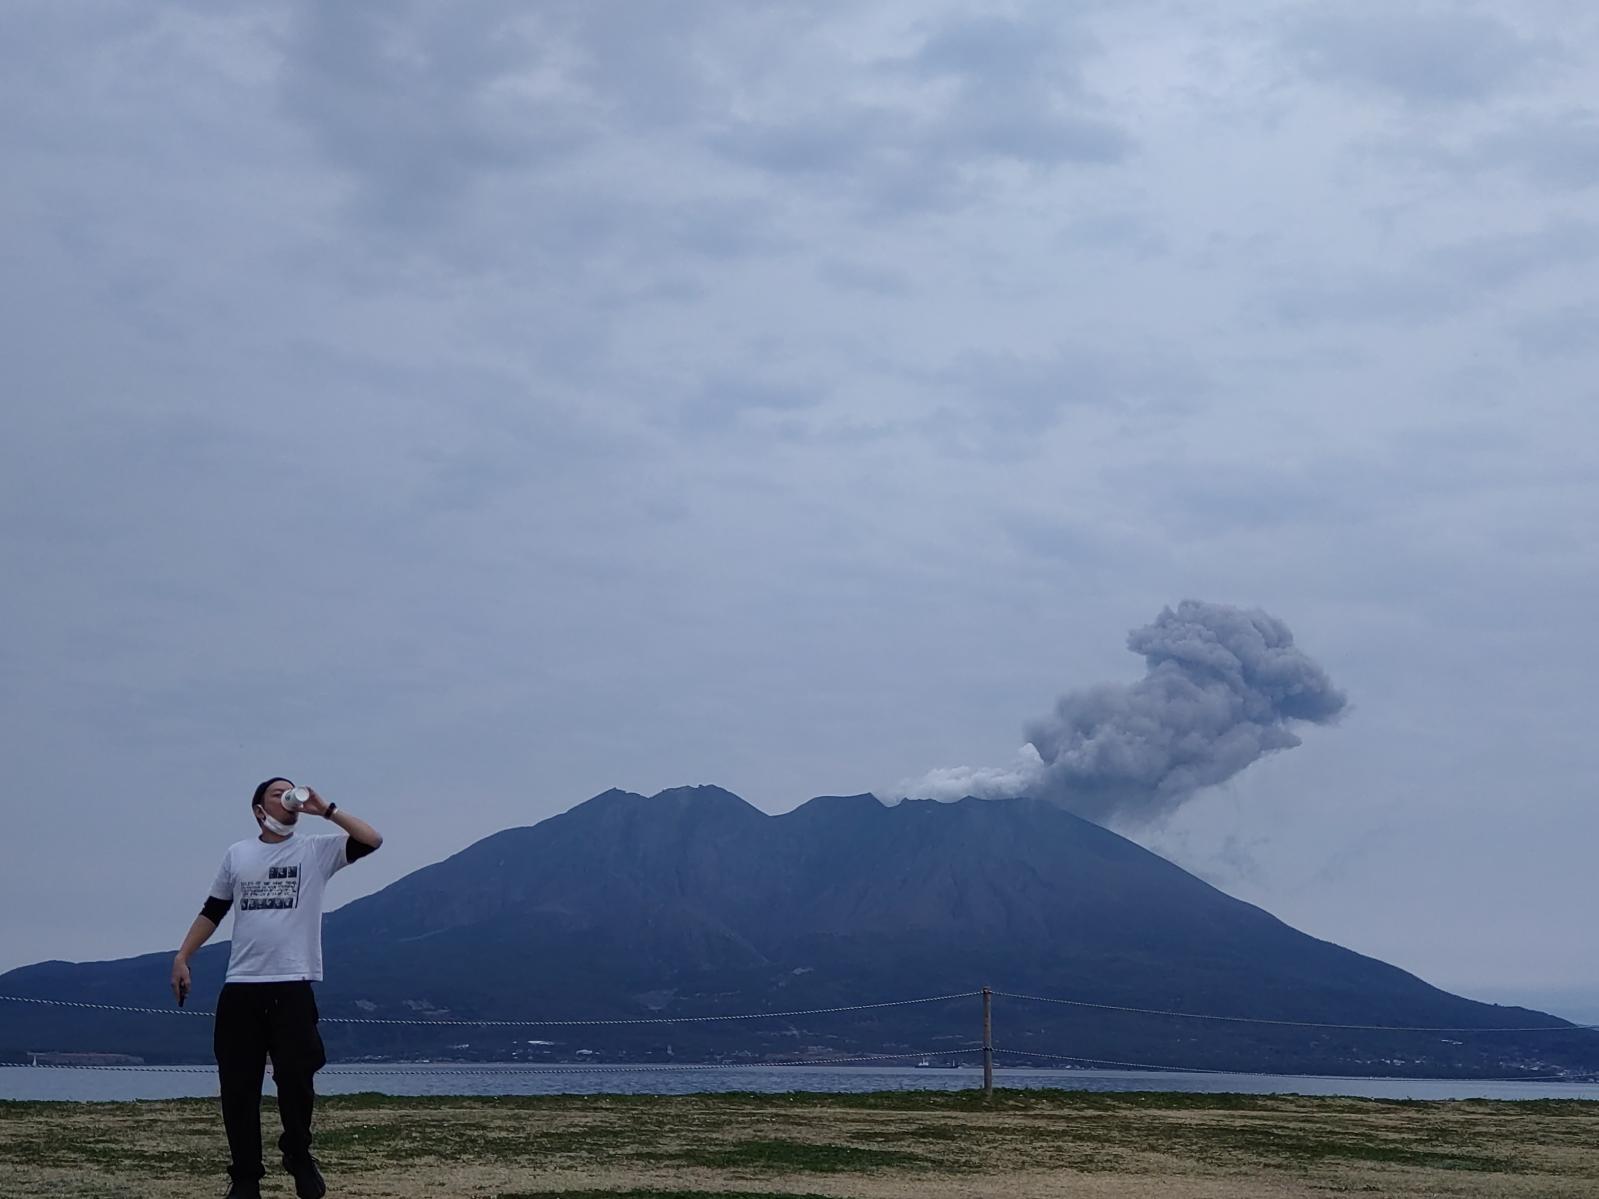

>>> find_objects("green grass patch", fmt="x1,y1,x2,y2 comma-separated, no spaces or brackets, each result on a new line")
1148,1124,1519,1173
314,1117,671,1164
0,1130,214,1175
647,1137,928,1173
3,1088,1593,1190
850,1121,964,1143
498,1192,838,1199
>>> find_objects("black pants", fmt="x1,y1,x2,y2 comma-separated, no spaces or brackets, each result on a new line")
214,981,327,1181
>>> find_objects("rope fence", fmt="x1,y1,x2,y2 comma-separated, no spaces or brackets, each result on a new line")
13,1047,987,1076
4,988,1596,1095
990,990,1599,1033
991,1047,1570,1084
0,990,977,1026
7,989,1594,1031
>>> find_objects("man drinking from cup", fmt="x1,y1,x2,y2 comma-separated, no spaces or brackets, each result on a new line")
171,778,383,1199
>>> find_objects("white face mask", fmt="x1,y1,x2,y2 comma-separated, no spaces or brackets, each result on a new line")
256,807,296,838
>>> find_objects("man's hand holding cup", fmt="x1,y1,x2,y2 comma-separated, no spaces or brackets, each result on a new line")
283,786,334,819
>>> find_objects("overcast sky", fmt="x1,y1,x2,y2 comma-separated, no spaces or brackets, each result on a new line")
3,0,1596,1021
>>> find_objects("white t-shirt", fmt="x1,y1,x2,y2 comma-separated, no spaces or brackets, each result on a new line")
209,833,350,983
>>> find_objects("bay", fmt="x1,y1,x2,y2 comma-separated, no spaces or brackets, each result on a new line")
4,1064,1598,1103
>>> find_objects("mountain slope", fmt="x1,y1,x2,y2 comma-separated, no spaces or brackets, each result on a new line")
3,786,1593,1076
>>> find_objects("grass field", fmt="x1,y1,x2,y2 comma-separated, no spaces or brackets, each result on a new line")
3,1089,1598,1198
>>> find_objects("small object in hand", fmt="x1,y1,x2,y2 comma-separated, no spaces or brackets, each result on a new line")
178,980,189,1007
282,787,311,812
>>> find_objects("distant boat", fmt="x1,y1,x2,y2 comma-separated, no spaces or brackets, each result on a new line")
915,1058,932,1068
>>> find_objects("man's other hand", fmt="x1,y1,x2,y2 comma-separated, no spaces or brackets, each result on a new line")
171,958,191,1007
300,787,332,818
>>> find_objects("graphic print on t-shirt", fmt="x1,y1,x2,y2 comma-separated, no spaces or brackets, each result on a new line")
240,864,301,911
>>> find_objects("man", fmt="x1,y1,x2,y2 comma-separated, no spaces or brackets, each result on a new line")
171,778,383,1199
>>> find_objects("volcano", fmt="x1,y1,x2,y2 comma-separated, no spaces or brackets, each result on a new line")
3,786,1594,1077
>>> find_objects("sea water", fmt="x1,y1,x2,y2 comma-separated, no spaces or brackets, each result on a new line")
4,1064,1598,1103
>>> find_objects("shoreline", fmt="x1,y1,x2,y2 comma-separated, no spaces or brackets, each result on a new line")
7,1061,1599,1106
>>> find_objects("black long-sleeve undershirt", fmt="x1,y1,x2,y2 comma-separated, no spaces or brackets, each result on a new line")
200,895,232,923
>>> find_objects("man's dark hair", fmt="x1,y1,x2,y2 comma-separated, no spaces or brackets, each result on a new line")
251,777,293,809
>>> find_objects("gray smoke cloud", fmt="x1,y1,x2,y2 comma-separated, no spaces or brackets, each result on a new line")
885,600,1348,825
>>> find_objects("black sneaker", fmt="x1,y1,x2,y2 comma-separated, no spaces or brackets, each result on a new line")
282,1154,327,1199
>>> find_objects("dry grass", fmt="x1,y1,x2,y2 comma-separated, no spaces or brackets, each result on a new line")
2,1089,1597,1198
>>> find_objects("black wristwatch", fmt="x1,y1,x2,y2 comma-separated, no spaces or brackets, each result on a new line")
324,802,338,819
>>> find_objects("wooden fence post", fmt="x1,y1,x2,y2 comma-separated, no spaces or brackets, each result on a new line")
982,986,993,1100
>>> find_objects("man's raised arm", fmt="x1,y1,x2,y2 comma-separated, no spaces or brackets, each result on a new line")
302,787,382,855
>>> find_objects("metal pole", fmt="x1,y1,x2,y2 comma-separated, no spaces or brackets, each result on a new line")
982,986,993,1100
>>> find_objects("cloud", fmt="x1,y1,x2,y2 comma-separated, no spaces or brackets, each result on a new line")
1467,110,1599,190
1283,4,1555,105
906,13,1132,166
279,1,593,228
1270,219,1599,326
909,343,1208,457
1512,303,1599,357
278,3,1132,237
675,375,825,434
713,9,1132,214
4,0,1599,1003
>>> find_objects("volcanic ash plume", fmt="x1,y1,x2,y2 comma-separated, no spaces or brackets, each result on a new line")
886,600,1347,826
